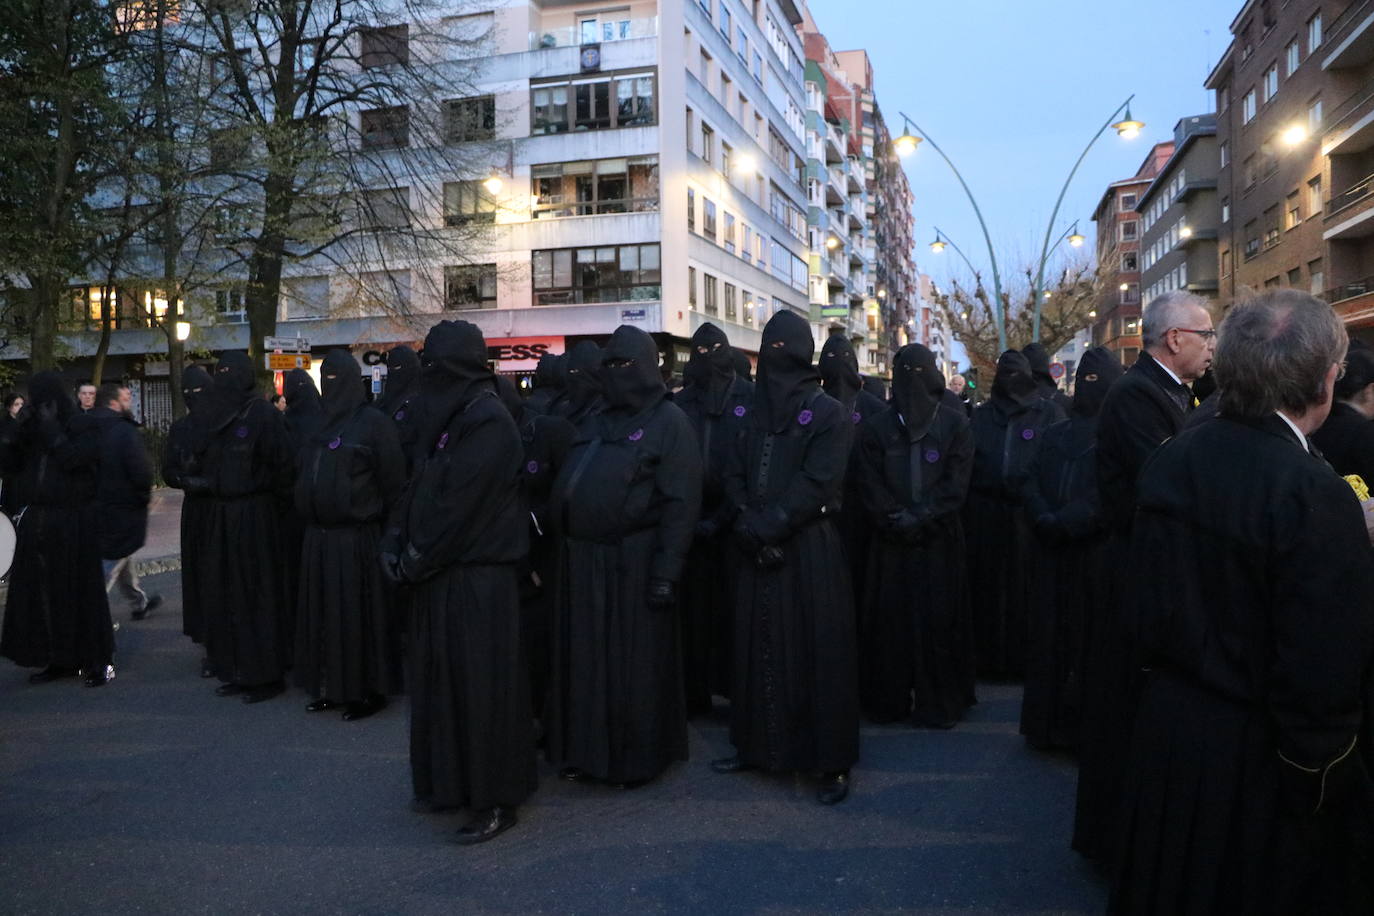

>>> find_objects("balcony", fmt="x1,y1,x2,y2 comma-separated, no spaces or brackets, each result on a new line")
1325,275,1374,305
823,124,844,165
1322,86,1374,156
529,16,657,50
1322,0,1374,70
1324,173,1374,239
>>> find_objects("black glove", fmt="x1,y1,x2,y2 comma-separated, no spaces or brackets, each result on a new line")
646,578,676,610
748,506,790,545
398,544,428,584
179,475,212,497
732,514,762,554
379,551,404,585
754,545,785,569
695,518,719,539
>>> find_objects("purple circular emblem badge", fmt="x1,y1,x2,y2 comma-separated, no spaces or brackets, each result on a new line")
234,426,248,439
925,449,940,464
394,409,405,421
437,432,450,450
852,411,862,424
798,409,814,426
328,436,342,451
1021,428,1035,441
628,429,644,442
526,460,539,474
733,405,746,418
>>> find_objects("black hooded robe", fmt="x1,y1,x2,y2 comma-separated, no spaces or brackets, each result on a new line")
555,341,606,430
374,345,422,477
674,322,753,713
162,367,215,644
0,373,112,673
546,325,702,784
384,320,535,813
964,351,1066,681
722,310,859,774
196,354,296,688
523,353,563,417
1023,342,1073,414
1019,347,1122,751
856,345,975,727
294,350,406,705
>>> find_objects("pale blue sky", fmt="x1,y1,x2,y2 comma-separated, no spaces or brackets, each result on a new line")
807,0,1235,299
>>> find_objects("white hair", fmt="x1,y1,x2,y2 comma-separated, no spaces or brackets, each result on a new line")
1141,291,1210,350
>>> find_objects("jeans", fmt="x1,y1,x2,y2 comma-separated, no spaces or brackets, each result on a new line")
103,556,148,615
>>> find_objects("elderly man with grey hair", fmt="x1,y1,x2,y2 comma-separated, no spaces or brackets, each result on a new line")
1074,289,1216,862
1109,289,1374,914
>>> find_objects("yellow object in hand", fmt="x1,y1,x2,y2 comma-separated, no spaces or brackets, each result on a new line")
1345,474,1370,503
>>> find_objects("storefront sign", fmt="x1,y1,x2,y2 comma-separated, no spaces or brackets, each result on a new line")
487,336,565,372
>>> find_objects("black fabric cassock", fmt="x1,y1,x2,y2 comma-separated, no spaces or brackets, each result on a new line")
1023,342,1074,414
192,353,296,688
0,373,112,672
546,324,702,783
1109,414,1374,915
523,353,563,417
819,334,887,611
723,309,859,773
675,322,754,713
283,368,324,455
1074,348,1193,861
856,344,976,727
294,349,406,704
383,320,535,812
964,350,1066,680
1019,347,1121,751
374,345,422,475
162,366,215,643
556,341,605,429
1311,349,1374,482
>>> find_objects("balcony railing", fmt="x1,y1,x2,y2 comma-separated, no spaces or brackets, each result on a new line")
1323,0,1374,67
1323,275,1374,304
1330,172,1374,218
1324,85,1374,138
530,16,657,50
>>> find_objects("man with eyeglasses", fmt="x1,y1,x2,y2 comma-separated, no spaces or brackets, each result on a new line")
1074,290,1215,864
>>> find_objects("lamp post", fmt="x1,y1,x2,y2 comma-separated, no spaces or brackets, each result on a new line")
1031,95,1144,340
896,113,1008,352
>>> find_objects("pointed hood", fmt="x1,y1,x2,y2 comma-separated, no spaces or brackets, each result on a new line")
600,324,666,418
991,350,1038,408
756,310,820,432
27,371,74,421
496,373,525,420
201,352,259,429
377,345,420,415
417,319,494,451
562,341,604,419
181,365,213,413
533,353,561,391
684,322,736,414
819,334,863,411
1022,342,1056,390
732,348,754,382
319,350,364,433
892,343,942,436
1071,346,1123,418
284,368,321,418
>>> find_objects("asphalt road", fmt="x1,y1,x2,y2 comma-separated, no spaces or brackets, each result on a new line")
0,573,1106,914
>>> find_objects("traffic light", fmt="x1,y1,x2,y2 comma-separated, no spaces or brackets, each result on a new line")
964,367,979,391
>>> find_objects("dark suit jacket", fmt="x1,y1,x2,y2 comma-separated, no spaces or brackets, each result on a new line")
1311,401,1374,485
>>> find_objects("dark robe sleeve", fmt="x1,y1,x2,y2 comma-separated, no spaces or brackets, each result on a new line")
369,412,407,512
1021,446,1055,529
855,421,900,524
915,419,973,522
649,407,702,583
771,403,852,533
722,423,749,515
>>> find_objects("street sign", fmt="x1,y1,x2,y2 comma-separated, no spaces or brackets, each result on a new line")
371,365,384,395
264,335,310,352
266,353,311,371
1049,361,1066,380
620,308,647,322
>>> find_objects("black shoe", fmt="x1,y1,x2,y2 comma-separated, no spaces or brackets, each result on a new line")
305,698,338,713
200,658,214,679
28,665,78,684
559,766,589,782
817,771,850,806
83,666,113,688
342,695,386,721
710,755,753,774
242,682,284,704
452,807,517,845
131,595,162,621
215,683,246,697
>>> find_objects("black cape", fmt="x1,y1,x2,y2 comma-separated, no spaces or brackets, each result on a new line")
91,405,153,560
162,366,214,644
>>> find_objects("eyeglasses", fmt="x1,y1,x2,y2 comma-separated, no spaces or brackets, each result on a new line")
1173,328,1217,340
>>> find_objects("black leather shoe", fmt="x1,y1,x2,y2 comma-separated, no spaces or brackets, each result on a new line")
83,666,112,688
710,755,753,774
28,665,78,684
342,695,386,721
817,771,850,805
559,767,589,782
199,658,214,679
452,806,517,845
242,682,284,704
215,683,246,697
131,595,162,621
306,698,338,713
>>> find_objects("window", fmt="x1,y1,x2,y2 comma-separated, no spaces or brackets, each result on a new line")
720,73,732,109
703,273,719,315
1309,175,1323,214
752,50,762,82
719,4,730,37
703,198,717,240
741,289,754,326
1263,64,1278,103
280,275,328,320
701,122,715,164
442,181,495,225
530,156,659,219
1263,205,1280,249
1119,220,1138,241
209,128,249,170
1221,248,1231,278
1286,39,1300,76
742,224,753,263
1217,83,1230,112
360,187,410,229
724,212,736,253
1221,196,1231,223
722,142,733,178
737,26,748,62
1287,267,1302,286
700,48,711,84
215,286,246,323
360,25,409,69
1220,140,1229,168
1285,190,1301,230
444,96,495,143
1309,258,1324,295
1242,89,1257,124
1308,97,1323,132
1244,155,1257,188
1308,12,1322,52
1264,276,1282,289
530,71,656,134
724,282,737,321
688,266,697,309
1120,192,1137,210
1121,252,1138,272
687,187,695,232
1119,283,1139,305
361,106,409,149
444,264,497,309
357,270,411,313
532,244,662,305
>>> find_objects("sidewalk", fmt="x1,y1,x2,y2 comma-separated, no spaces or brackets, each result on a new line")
131,487,183,577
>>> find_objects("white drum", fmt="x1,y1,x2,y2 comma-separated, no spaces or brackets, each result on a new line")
0,512,17,581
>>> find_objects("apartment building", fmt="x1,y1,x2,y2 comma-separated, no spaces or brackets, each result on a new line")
1090,141,1175,364
1206,0,1374,331
1137,115,1222,306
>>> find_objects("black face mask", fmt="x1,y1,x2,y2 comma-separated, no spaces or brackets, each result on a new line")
732,348,753,382
27,371,74,421
319,349,364,432
201,351,259,429
1071,346,1123,418
757,310,820,432
564,341,604,412
181,366,213,413
417,319,494,450
284,368,321,419
684,322,735,413
496,374,524,419
1021,342,1055,389
819,335,863,409
600,325,665,415
378,345,420,414
892,343,942,435
533,354,560,391
991,350,1038,407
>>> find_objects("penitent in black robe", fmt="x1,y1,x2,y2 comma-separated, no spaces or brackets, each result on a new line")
964,351,1065,680
163,366,214,644
294,350,406,704
195,355,297,688
374,345,422,477
546,325,702,784
723,310,859,774
855,344,975,728
674,321,753,713
0,373,111,673
385,320,535,812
